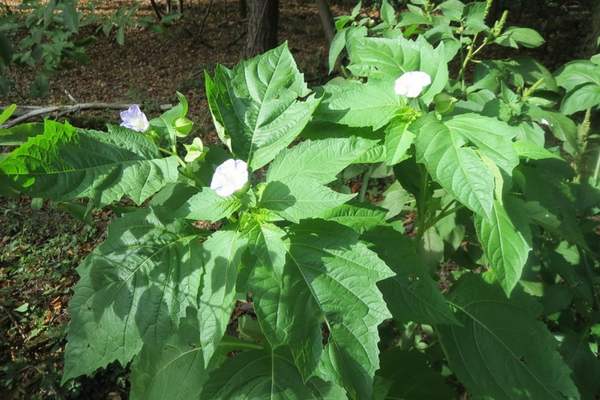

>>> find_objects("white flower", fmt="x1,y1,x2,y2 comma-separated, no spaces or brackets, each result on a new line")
120,105,149,132
540,118,552,127
394,71,432,98
210,159,249,197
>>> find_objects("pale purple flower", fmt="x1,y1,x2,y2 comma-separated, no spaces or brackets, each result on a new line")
394,71,432,98
120,105,149,132
210,159,248,197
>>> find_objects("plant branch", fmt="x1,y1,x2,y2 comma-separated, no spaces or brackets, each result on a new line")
1,103,172,128
359,165,375,202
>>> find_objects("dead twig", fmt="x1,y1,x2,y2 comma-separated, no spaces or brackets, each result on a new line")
0,103,130,128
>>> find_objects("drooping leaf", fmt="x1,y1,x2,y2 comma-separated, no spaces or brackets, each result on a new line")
0,121,178,206
496,27,545,49
364,226,458,325
0,122,44,146
201,347,347,399
205,43,320,170
415,115,494,218
376,349,456,400
474,199,531,296
129,310,221,400
560,331,600,400
438,274,580,400
63,209,203,382
255,220,393,398
198,229,247,366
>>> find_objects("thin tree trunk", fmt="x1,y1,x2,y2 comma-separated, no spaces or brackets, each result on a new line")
244,0,279,58
240,0,247,18
316,0,335,44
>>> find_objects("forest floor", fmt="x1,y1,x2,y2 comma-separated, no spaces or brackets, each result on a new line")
0,0,594,399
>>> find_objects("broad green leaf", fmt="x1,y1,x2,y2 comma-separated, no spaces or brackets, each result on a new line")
438,274,580,400
63,209,203,382
556,61,600,92
205,43,320,170
328,28,348,73
315,78,403,129
560,332,600,400
444,113,519,174
474,199,531,296
267,137,375,184
561,83,600,115
0,122,44,146
320,202,387,233
384,117,415,166
281,220,393,397
513,140,562,160
261,178,355,223
376,349,455,400
380,0,397,26
198,229,247,366
415,115,494,218
201,348,347,399
346,36,448,103
130,311,220,400
176,187,241,222
496,27,545,49
364,226,458,325
245,221,288,279
0,121,178,206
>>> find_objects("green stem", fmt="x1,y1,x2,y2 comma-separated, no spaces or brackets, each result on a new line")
359,165,375,202
593,148,600,187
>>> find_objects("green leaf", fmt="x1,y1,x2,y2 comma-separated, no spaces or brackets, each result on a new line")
0,103,16,124
0,122,44,146
346,36,448,104
377,349,456,400
496,27,545,49
474,199,531,296
205,43,320,170
444,113,520,174
276,220,392,398
0,121,178,206
415,115,494,218
315,78,403,129
198,229,247,366
560,332,600,400
201,347,347,399
513,140,562,160
561,83,600,115
63,209,203,382
438,274,580,400
261,178,355,223
267,136,375,184
320,202,387,233
556,61,600,92
130,310,220,400
364,226,458,325
176,187,241,222
380,0,397,26
384,117,415,166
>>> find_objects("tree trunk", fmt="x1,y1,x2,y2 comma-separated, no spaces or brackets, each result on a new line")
316,0,335,44
244,0,279,58
240,0,247,18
